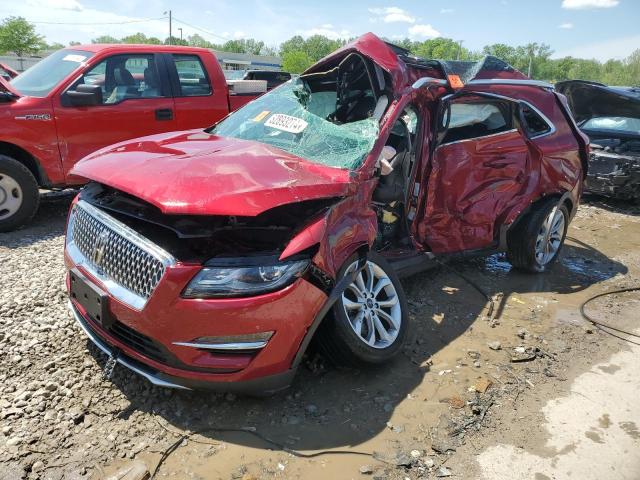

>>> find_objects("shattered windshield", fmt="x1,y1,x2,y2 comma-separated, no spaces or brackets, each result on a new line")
211,78,380,170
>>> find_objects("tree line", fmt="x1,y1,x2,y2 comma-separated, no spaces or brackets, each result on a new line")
0,16,638,85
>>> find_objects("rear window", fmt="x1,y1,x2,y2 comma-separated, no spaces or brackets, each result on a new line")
520,104,553,137
172,54,212,96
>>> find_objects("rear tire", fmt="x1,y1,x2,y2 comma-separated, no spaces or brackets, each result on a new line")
0,155,39,232
316,251,412,367
507,197,569,273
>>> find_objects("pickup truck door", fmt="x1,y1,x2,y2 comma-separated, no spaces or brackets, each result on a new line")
163,53,229,130
416,92,539,254
53,52,176,183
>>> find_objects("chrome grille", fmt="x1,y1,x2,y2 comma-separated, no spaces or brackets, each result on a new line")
69,201,174,304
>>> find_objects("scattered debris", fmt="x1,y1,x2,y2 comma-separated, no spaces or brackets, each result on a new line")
359,465,374,475
372,451,413,467
474,378,493,394
104,461,149,480
436,466,453,477
488,341,502,351
448,395,466,409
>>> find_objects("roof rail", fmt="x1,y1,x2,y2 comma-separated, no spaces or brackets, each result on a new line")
466,79,554,89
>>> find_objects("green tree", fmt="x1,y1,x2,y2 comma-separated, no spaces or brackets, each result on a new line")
188,33,218,49
0,16,45,56
164,36,188,46
47,42,65,50
282,50,313,73
121,32,161,44
92,35,120,44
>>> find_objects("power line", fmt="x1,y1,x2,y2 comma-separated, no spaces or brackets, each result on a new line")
30,16,167,26
172,17,228,41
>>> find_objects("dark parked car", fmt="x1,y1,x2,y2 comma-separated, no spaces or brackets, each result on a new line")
243,69,291,89
64,34,587,394
557,80,640,200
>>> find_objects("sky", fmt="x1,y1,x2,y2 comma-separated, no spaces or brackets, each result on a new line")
1,0,639,61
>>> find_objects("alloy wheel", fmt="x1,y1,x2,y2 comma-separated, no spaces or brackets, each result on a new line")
341,260,402,349
534,206,565,266
0,173,23,220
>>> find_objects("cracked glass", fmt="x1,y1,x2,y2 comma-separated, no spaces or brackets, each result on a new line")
211,79,379,170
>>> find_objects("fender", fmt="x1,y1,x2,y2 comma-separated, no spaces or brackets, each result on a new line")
498,190,576,250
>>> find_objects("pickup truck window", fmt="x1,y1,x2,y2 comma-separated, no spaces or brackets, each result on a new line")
10,49,94,97
76,54,165,104
172,54,212,97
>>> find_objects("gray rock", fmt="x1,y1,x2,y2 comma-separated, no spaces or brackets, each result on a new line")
436,466,452,477
487,341,502,351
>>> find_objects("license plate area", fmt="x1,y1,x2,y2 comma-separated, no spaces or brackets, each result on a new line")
70,268,113,328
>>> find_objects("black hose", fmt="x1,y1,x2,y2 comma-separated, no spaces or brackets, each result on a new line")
579,286,640,339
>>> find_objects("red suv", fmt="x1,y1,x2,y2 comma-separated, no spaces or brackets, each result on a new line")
64,34,588,394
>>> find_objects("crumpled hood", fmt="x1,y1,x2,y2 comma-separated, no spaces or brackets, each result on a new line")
71,130,353,216
556,80,640,123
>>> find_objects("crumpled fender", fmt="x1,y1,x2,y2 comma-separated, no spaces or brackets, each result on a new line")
280,179,378,279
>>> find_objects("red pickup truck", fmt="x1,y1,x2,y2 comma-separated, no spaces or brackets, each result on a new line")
0,44,265,231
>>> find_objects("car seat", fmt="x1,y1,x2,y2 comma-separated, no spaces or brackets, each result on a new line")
105,67,137,104
142,67,160,97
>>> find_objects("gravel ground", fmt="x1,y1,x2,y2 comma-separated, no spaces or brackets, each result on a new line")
1,193,639,480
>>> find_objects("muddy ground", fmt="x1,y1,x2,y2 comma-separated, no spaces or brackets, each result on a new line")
1,193,639,480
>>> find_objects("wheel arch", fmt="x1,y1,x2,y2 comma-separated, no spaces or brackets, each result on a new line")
0,141,49,187
500,191,574,250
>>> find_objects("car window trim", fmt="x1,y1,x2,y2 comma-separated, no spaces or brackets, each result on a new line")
437,93,515,146
61,52,169,107
519,100,557,139
166,53,213,98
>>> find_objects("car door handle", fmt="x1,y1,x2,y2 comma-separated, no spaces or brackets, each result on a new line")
155,108,173,121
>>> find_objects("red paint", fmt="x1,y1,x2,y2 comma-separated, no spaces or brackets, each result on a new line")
72,132,352,216
64,34,585,391
0,44,259,188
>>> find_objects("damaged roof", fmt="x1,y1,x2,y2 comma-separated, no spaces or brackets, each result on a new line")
304,33,529,92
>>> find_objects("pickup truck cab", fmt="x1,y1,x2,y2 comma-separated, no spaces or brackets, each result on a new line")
0,44,265,231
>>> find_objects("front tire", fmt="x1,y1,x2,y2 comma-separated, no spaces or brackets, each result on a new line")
317,252,412,367
0,155,39,232
507,198,569,273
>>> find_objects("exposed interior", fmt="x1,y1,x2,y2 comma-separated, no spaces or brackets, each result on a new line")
210,52,390,170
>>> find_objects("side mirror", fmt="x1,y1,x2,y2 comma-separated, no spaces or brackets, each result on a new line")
65,84,103,106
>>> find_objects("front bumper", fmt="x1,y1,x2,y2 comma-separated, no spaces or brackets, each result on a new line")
65,254,328,393
68,300,297,393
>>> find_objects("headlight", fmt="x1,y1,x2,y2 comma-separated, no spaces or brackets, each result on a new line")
182,259,309,298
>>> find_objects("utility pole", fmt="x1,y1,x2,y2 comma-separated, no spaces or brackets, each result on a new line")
527,55,533,78
164,10,172,45
178,27,183,42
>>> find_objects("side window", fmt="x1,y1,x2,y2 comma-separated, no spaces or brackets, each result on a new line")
441,98,512,145
520,103,553,137
172,55,212,96
76,54,164,105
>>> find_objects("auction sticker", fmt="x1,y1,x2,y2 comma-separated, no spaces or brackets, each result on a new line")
265,113,308,133
62,54,87,63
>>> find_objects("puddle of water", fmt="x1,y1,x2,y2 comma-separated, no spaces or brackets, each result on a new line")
560,255,612,281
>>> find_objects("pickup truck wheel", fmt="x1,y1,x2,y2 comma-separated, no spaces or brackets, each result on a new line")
507,198,569,273
0,155,40,232
317,252,412,367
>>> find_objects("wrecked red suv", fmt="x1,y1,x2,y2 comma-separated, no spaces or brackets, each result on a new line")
64,34,588,393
